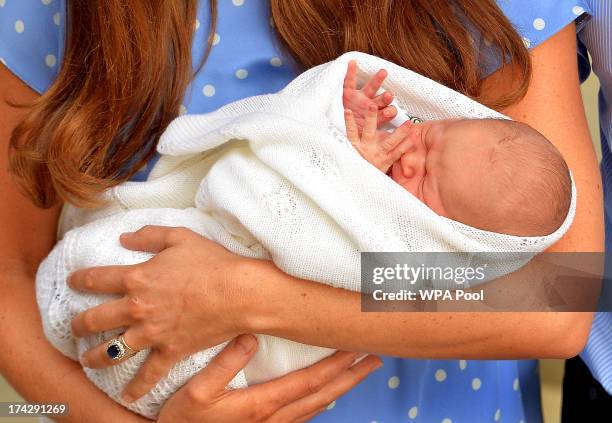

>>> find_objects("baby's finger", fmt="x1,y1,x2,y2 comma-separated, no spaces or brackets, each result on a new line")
380,121,413,152
372,91,394,108
122,350,175,403
344,109,360,144
362,103,378,143
388,139,414,164
361,69,387,98
377,105,397,126
343,60,358,91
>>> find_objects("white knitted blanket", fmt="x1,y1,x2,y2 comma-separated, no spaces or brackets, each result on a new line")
36,52,576,418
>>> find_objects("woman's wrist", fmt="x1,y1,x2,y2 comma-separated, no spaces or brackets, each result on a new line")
236,257,290,335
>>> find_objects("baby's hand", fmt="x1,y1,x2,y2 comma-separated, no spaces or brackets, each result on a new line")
343,60,397,130
345,103,413,173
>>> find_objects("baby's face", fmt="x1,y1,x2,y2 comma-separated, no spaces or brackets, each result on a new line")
390,119,495,225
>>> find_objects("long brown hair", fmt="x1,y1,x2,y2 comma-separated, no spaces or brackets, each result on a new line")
8,0,530,208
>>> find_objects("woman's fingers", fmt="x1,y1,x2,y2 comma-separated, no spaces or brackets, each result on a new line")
68,265,134,294
122,350,176,403
120,225,195,253
267,354,383,422
250,350,360,412
80,329,148,369
182,335,258,402
343,60,358,91
71,296,132,337
361,69,387,98
292,409,326,423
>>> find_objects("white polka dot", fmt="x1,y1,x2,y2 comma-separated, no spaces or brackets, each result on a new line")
371,421,378,423
442,419,452,423
15,20,25,34
41,0,52,5
179,105,187,115
494,408,501,421
472,377,482,391
53,12,60,26
194,19,200,31
235,68,248,79
522,37,531,48
408,406,418,419
270,57,283,67
435,369,447,382
513,377,519,391
232,0,245,6
572,6,585,15
0,0,5,8
211,33,221,45
326,400,336,410
0,57,6,66
533,18,546,30
202,84,215,97
45,54,57,67
388,375,400,389
459,360,467,370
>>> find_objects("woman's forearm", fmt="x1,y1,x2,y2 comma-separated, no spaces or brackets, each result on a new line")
0,263,148,423
242,258,592,360
237,24,599,361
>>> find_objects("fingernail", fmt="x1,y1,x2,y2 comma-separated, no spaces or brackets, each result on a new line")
80,356,90,367
348,351,362,361
122,392,134,403
121,232,135,238
372,357,384,370
235,335,256,355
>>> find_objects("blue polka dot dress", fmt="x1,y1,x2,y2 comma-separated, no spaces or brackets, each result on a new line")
0,1,592,421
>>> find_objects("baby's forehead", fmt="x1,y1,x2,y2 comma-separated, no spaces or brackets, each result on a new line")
450,118,515,137
444,119,527,155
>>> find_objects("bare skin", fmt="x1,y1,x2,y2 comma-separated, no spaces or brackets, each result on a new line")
66,23,603,405
1,21,603,420
0,64,381,422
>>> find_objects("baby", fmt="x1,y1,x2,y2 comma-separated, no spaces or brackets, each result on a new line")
342,60,572,237
35,56,576,420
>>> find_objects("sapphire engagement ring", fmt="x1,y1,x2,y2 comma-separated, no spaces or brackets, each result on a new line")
106,334,138,361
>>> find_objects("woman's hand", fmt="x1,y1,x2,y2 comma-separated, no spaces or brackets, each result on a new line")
158,334,382,422
68,225,260,402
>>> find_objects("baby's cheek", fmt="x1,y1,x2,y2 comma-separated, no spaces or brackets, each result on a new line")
425,177,452,218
